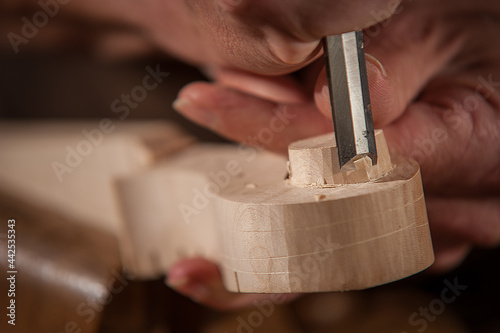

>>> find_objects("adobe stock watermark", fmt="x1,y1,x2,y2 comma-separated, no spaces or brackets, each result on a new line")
110,64,170,120
178,106,298,224
442,73,500,134
401,277,467,333
404,73,500,167
7,0,71,54
51,64,169,182
50,269,130,333
228,236,336,333
236,106,298,163
352,0,412,47
227,294,289,333
287,235,337,289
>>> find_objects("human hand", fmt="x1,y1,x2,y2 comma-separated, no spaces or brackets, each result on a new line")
139,0,402,74
2,0,404,312
172,0,500,309
160,0,408,310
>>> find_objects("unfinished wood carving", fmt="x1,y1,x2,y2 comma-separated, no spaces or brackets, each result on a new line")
118,129,434,293
288,130,393,186
0,121,194,236
0,122,433,293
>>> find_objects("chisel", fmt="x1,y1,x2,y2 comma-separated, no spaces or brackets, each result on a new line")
323,31,377,169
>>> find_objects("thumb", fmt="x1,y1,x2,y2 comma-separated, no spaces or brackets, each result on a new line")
314,6,463,128
185,0,403,74
228,0,404,66
229,0,403,40
167,257,299,311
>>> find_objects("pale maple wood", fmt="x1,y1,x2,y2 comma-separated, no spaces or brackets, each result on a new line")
288,130,392,186
1,121,433,293
0,121,194,236
118,130,434,293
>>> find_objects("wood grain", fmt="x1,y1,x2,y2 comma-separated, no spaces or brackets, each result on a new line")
119,130,434,293
288,130,392,186
0,121,194,236
0,121,432,293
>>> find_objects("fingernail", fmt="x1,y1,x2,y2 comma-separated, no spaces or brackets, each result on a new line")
268,32,320,65
316,84,333,120
167,277,211,302
189,284,210,302
172,98,192,112
321,84,330,102
166,276,189,289
172,98,218,129
365,53,387,78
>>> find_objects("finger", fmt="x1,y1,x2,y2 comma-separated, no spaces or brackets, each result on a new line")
428,240,471,274
210,68,309,104
382,85,500,194
183,0,321,74
312,9,500,192
426,197,500,248
173,82,332,153
314,5,465,128
425,196,500,273
183,0,403,74
222,0,404,41
166,257,299,311
314,54,395,126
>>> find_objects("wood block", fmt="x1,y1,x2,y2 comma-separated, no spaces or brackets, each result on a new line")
0,121,195,281
288,130,392,186
0,121,432,292
118,130,434,292
0,121,194,236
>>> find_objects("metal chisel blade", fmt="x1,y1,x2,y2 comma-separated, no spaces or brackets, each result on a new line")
323,31,377,169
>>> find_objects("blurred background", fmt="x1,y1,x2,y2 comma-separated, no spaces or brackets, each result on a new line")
0,2,500,333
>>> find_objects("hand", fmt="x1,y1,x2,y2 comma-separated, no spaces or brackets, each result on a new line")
160,0,404,310
21,0,398,69
172,0,500,308
166,258,298,311
2,0,403,312
140,0,402,74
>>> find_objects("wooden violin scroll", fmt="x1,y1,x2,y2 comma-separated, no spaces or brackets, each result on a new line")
118,130,434,293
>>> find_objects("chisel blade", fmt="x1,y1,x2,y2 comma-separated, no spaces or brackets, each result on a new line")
323,31,377,169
